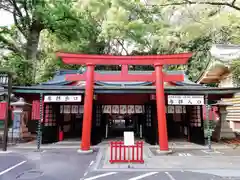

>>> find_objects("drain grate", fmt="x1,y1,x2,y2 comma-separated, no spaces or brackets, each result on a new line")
16,170,43,179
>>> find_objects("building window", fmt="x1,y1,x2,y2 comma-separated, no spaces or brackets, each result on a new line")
44,104,56,127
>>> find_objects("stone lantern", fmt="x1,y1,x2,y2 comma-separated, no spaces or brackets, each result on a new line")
10,98,32,141
212,101,236,141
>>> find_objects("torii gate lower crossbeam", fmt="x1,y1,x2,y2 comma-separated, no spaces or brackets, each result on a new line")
57,53,192,153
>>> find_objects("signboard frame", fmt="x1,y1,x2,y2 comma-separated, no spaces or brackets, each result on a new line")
168,95,204,105
124,131,134,168
124,131,135,146
44,95,82,102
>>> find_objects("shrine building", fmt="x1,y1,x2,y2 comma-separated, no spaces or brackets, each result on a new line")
3,53,239,152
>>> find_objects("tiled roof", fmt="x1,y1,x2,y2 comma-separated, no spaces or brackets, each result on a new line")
40,69,202,87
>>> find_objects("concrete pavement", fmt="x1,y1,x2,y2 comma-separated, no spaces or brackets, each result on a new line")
81,171,228,180
93,144,240,178
1,140,240,180
0,148,239,180
0,149,98,180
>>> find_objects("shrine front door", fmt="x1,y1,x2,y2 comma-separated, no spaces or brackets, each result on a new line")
187,106,205,145
144,103,157,145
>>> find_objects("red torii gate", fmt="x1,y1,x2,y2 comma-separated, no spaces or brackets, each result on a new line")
57,52,192,152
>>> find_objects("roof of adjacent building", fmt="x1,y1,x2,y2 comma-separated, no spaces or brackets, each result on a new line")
196,61,230,84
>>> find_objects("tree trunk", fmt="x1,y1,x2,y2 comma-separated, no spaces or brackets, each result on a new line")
25,21,42,84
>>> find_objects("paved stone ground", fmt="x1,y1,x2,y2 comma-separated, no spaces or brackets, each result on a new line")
94,145,240,178
166,140,233,149
99,151,240,170
149,147,240,156
10,140,81,149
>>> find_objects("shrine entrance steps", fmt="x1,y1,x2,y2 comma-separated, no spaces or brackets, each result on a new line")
8,137,234,150
96,138,151,146
96,138,232,149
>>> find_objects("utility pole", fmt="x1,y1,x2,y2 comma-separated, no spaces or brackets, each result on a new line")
1,70,12,151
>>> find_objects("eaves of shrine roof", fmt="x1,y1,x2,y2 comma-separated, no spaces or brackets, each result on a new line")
8,85,239,97
40,69,201,87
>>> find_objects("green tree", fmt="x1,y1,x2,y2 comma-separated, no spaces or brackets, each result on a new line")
156,0,240,83
0,0,105,85
231,60,240,86
158,0,240,12
1,0,239,85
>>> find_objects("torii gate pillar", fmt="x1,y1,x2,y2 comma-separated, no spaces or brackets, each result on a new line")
155,64,169,151
80,64,94,152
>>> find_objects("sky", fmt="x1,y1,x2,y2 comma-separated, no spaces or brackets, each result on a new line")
0,10,14,55
0,10,13,27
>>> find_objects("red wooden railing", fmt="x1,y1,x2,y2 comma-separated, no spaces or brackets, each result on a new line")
109,141,144,164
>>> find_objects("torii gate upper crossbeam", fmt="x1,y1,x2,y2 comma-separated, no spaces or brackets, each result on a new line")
57,52,192,65
65,72,184,82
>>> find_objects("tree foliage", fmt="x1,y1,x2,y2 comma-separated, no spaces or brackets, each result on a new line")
0,0,105,84
230,60,240,86
158,0,240,12
1,0,240,85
